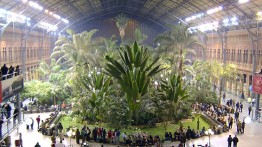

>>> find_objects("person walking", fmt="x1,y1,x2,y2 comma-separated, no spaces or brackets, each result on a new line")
248,105,252,115
232,135,239,147
241,121,245,134
36,115,40,129
227,135,233,147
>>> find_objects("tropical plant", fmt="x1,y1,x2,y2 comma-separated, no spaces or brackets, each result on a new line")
115,13,129,42
157,74,189,122
209,61,237,104
155,23,203,75
51,29,103,70
72,70,112,122
105,42,164,124
135,28,148,45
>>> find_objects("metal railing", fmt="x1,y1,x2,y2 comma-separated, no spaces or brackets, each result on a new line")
0,111,25,143
0,71,20,81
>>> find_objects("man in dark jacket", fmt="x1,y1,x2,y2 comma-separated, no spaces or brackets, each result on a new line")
232,135,239,147
227,135,232,147
1,64,8,80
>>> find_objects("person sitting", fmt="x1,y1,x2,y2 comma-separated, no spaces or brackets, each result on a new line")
191,129,196,139
164,132,169,141
200,127,206,136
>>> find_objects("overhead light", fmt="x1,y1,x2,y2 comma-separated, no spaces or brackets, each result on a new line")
62,18,69,24
28,1,43,11
49,11,53,15
239,0,249,4
185,13,204,22
223,17,238,26
38,21,57,31
53,14,61,20
21,0,28,3
207,6,223,15
223,18,229,23
45,9,49,13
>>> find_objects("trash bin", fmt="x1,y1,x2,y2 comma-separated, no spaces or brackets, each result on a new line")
5,136,11,145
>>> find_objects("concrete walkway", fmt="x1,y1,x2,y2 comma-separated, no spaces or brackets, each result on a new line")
5,92,262,147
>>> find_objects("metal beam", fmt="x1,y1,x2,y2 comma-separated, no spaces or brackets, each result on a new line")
64,0,84,17
158,0,189,20
59,5,168,33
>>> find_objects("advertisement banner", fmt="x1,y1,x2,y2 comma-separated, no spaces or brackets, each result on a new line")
253,74,262,94
1,75,23,102
0,81,2,103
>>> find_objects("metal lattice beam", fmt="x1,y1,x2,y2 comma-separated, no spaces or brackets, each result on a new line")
64,0,84,17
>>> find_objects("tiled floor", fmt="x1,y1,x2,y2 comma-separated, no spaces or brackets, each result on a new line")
7,92,262,147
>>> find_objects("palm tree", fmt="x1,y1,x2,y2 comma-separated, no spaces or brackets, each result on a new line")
210,61,237,104
115,13,129,42
155,23,203,75
51,29,103,70
105,42,164,124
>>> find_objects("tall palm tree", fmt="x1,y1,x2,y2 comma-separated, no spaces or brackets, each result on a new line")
51,29,103,70
115,13,129,42
155,23,203,75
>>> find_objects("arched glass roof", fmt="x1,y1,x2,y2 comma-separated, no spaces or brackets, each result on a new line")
0,0,261,32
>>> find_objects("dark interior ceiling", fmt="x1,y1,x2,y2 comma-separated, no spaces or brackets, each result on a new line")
1,0,262,32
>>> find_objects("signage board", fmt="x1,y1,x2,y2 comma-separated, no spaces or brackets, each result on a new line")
1,75,23,102
253,74,262,94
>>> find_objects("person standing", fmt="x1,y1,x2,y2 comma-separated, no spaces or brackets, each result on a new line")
248,105,252,115
36,115,40,129
59,130,64,142
241,121,245,134
19,133,23,147
232,135,239,147
239,103,243,112
237,121,242,134
1,64,8,80
223,92,226,102
5,103,12,120
75,128,80,144
13,107,19,123
227,135,232,147
30,117,34,130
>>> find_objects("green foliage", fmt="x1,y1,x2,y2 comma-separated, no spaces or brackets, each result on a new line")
71,70,112,122
21,80,53,104
157,74,190,122
105,42,164,123
155,23,203,75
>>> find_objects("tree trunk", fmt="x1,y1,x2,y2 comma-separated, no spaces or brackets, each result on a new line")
179,46,183,75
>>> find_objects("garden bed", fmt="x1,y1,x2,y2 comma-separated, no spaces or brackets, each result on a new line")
60,114,210,139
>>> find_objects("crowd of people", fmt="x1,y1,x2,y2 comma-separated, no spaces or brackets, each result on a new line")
0,64,20,81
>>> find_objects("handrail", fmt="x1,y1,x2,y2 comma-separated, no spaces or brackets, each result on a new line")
0,71,21,80
0,111,25,143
